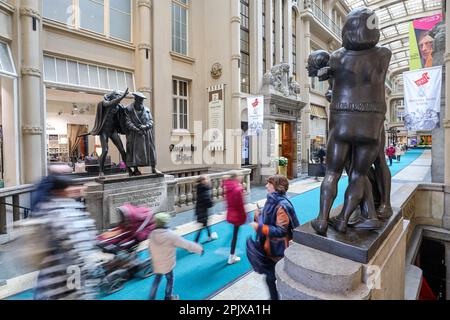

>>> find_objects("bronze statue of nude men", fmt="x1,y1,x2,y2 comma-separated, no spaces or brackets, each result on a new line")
309,8,392,235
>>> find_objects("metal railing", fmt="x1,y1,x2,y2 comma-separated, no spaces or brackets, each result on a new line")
0,185,34,236
307,1,342,39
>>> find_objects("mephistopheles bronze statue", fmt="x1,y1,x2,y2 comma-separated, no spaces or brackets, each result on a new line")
124,92,158,176
83,88,132,178
308,8,392,235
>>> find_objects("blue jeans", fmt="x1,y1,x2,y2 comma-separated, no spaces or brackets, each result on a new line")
149,271,174,300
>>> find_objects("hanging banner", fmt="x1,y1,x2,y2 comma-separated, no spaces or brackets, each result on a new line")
247,96,264,136
409,14,443,70
403,66,442,131
207,84,225,151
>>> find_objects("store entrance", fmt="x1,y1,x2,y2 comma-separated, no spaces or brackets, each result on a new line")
275,121,295,180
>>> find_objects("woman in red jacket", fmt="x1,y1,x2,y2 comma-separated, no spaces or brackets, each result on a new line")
224,172,247,264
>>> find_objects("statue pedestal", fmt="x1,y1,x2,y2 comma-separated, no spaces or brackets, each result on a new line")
276,213,410,300
84,173,176,231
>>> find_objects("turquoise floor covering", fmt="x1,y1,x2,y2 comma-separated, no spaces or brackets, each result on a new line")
7,149,424,300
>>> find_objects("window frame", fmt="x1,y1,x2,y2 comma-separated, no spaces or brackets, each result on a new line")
42,0,133,43
171,0,189,56
172,78,190,131
240,0,250,94
43,55,135,92
0,41,17,78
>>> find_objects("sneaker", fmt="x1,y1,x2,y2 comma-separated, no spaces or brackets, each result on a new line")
227,254,241,265
208,232,218,241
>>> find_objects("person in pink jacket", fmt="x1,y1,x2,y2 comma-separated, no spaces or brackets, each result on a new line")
224,172,247,264
148,212,203,300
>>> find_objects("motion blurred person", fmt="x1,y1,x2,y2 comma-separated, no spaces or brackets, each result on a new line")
148,213,203,300
31,170,101,300
194,176,218,243
251,175,299,300
224,171,247,265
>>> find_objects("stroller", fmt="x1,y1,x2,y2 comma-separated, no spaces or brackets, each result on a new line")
95,204,156,296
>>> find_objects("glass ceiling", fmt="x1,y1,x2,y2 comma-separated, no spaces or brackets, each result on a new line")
342,0,443,79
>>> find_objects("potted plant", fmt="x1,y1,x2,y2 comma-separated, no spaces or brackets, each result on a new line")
277,157,288,177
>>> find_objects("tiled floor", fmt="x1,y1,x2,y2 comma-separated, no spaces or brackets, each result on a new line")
211,150,432,300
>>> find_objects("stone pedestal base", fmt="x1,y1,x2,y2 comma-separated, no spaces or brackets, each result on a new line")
84,174,176,231
276,218,410,300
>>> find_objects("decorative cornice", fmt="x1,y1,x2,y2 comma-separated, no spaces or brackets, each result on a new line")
138,0,152,9
231,16,241,23
20,7,41,20
21,67,42,78
138,43,152,51
0,1,16,14
170,51,195,64
22,126,43,135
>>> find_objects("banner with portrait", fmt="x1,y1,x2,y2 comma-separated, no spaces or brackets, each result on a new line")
403,66,442,131
409,14,444,70
247,96,264,136
208,84,225,151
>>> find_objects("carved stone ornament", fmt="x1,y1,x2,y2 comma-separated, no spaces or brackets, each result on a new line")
211,63,223,79
22,126,44,135
137,0,152,9
263,63,301,97
21,67,42,78
19,7,41,20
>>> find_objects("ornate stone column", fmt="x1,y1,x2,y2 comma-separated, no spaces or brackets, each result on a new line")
136,0,152,102
299,11,312,173
284,0,293,71
274,0,282,64
230,0,242,168
250,0,263,93
19,0,45,183
266,0,274,68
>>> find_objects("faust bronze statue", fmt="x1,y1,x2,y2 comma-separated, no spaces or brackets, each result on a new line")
308,8,392,235
124,92,158,176
83,88,131,178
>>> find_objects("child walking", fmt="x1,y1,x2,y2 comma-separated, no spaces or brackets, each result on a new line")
148,212,203,300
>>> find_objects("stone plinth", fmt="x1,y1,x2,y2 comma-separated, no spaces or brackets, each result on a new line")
84,173,176,230
293,208,402,264
276,217,410,300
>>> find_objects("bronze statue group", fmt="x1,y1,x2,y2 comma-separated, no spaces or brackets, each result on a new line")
83,89,158,178
307,7,394,236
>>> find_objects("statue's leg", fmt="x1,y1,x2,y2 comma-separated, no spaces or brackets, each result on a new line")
312,135,350,235
99,133,109,177
373,131,393,220
110,131,133,175
332,143,380,233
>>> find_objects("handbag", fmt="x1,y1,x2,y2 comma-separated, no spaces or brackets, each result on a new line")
246,237,274,275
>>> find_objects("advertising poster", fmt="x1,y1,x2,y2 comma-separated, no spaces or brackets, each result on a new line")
207,84,225,151
247,96,264,136
403,66,442,131
409,14,444,70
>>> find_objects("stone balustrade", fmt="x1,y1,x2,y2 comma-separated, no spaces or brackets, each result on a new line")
173,168,251,212
0,184,34,244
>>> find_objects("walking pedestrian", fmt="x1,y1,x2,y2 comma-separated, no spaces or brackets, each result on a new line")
386,144,395,166
224,171,247,265
250,175,299,300
148,212,203,300
31,170,102,300
194,175,218,243
395,144,402,162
